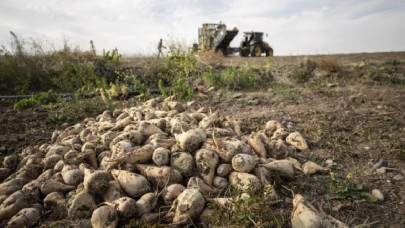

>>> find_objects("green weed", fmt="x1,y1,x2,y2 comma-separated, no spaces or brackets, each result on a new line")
384,58,400,66
32,90,59,104
363,67,377,80
14,90,60,110
201,68,223,88
116,69,144,92
13,98,39,110
204,187,284,227
289,69,312,83
315,172,377,202
102,48,121,64
382,59,404,85
158,78,194,101
152,40,203,100
362,60,404,85
47,97,118,123
170,79,194,100
223,65,256,90
47,111,68,124
158,79,169,98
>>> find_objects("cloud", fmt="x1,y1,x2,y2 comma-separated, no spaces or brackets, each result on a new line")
0,0,404,55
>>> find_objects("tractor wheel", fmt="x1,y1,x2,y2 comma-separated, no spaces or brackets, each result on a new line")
266,48,274,57
251,44,262,57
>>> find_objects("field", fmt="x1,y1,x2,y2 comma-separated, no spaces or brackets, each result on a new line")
0,51,404,227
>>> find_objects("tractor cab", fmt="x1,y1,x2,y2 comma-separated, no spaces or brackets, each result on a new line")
244,32,263,43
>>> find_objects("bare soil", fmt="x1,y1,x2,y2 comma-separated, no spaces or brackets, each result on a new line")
1,52,404,227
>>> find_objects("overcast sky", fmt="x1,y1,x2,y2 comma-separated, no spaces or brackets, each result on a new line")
0,0,404,56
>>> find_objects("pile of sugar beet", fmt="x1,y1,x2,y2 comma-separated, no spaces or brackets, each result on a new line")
0,96,348,228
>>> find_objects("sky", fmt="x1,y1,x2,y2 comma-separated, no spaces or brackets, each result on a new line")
0,0,404,56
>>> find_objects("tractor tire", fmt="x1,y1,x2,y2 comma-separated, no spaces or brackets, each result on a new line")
266,48,274,57
251,44,262,57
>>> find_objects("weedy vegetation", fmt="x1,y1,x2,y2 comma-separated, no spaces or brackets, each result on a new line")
270,82,299,100
1,32,281,130
315,172,377,202
205,189,285,227
14,90,59,110
289,69,312,84
356,58,404,85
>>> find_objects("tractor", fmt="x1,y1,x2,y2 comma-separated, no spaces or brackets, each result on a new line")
239,32,273,57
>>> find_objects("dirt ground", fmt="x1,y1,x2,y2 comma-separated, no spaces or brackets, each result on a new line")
0,52,404,227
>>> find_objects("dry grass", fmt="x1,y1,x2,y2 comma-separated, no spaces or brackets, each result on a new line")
196,50,225,66
315,57,342,72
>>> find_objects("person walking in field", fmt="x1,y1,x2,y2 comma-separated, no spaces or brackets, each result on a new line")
158,38,166,58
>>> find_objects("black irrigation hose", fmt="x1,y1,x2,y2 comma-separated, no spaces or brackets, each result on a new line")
0,89,162,101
